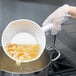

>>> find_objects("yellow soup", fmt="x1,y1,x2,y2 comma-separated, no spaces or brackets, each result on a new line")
6,44,39,66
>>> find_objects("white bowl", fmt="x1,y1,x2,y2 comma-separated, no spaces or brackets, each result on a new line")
1,19,46,63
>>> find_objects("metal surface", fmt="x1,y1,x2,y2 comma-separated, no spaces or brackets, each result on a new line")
57,30,76,53
56,38,76,67
53,35,56,49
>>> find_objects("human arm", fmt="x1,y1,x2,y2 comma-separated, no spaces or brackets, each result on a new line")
42,4,76,35
69,6,76,19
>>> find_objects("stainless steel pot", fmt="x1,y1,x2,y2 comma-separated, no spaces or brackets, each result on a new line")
0,45,60,76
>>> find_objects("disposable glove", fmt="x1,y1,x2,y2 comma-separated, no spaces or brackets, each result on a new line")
42,4,70,35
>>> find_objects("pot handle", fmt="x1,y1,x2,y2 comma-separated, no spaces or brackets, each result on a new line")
47,47,61,61
41,23,53,32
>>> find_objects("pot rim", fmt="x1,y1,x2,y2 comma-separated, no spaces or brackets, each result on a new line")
0,46,51,74
0,46,61,74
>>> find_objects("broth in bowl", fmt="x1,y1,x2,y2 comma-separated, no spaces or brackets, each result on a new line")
6,44,39,66
6,32,39,66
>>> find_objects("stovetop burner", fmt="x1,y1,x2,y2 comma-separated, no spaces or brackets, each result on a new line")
48,49,76,76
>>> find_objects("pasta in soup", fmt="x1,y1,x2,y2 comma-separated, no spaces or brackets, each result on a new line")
6,44,39,66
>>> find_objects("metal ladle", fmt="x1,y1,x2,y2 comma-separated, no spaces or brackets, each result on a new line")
53,35,56,49
52,35,61,61
47,35,60,61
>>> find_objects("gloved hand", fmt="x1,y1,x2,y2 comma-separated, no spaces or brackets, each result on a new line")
42,4,70,35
